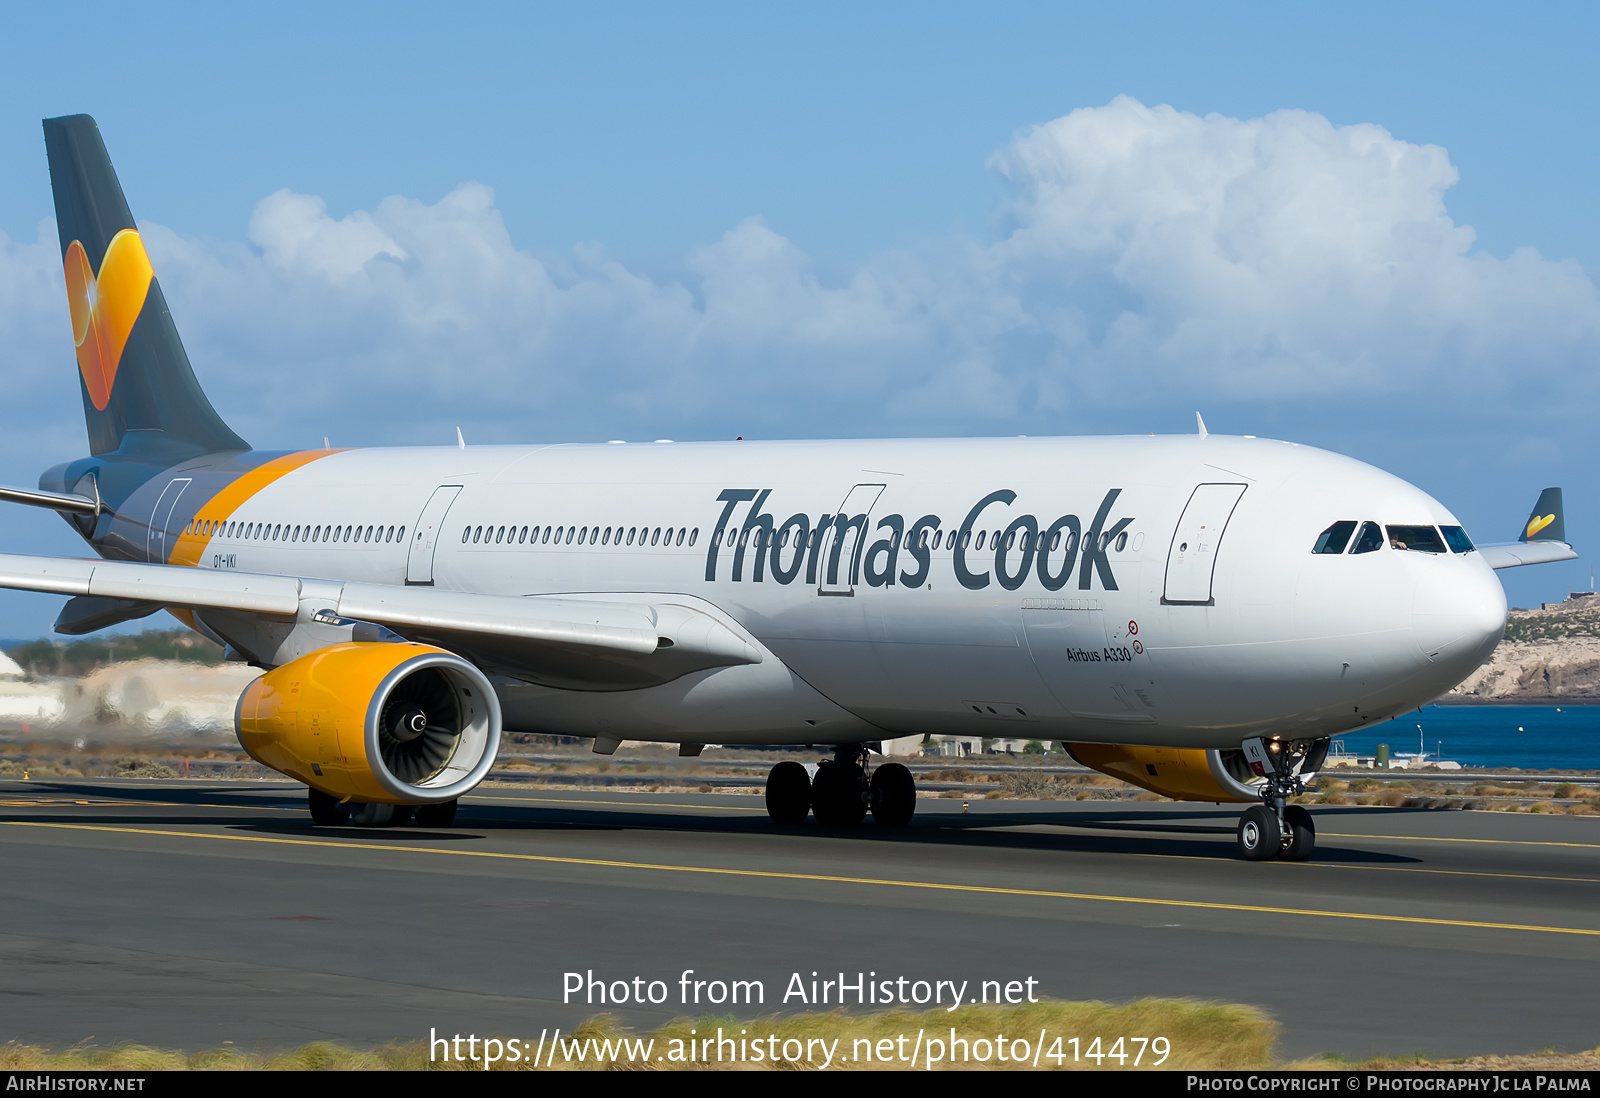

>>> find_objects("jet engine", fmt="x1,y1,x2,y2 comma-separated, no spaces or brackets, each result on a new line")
1064,743,1263,803
235,642,500,804
1063,740,1329,802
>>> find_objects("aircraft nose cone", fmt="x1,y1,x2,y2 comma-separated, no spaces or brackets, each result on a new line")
1412,558,1506,677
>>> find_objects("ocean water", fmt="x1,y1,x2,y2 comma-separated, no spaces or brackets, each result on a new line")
1330,705,1600,771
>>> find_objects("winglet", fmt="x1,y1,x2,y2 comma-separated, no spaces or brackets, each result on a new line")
1519,487,1565,543
1196,412,1208,439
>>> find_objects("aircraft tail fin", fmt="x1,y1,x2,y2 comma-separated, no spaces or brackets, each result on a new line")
1519,487,1565,544
42,114,248,459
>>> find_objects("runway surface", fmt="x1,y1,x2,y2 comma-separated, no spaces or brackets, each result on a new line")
1,778,1598,1060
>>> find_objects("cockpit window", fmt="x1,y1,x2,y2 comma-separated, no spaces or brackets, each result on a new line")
1312,521,1357,554
1440,525,1475,554
1386,525,1447,553
1350,521,1384,555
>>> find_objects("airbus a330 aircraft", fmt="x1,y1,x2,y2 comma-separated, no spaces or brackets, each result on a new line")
0,116,1578,860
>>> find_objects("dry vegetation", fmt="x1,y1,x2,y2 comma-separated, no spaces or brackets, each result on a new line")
1293,1050,1600,1071
0,999,1273,1071
1305,776,1600,814
8,1000,1598,1071
0,745,265,781
922,770,1161,801
1501,595,1600,645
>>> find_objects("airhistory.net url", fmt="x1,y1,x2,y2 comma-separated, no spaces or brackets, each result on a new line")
429,1027,1171,1069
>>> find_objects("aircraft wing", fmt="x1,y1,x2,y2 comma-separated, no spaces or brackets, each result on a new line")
0,553,760,686
1477,541,1579,570
1477,486,1579,571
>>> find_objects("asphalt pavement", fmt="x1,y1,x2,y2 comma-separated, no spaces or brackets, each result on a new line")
1,778,1596,1060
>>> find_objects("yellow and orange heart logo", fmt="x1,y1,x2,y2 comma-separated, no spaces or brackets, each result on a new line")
64,229,153,411
1527,513,1556,539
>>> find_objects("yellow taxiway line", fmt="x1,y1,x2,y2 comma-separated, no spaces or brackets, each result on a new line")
4,819,1599,939
6,796,1600,884
1321,832,1600,850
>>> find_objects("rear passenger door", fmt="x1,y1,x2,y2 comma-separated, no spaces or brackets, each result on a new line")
407,485,462,585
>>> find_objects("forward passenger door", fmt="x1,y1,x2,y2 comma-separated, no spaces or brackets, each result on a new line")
1162,483,1247,605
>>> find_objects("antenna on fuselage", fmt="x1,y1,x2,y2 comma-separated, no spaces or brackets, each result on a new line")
1196,412,1209,439
456,426,466,449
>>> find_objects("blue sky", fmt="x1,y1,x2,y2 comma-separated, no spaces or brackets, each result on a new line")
1,1,1597,635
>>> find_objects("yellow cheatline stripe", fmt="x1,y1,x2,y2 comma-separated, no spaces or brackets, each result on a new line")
5,820,1599,938
166,448,349,566
1322,832,1600,850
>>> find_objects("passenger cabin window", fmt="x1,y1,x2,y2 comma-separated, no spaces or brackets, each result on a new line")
1313,521,1357,554
1386,525,1447,553
1350,521,1384,555
1440,525,1475,554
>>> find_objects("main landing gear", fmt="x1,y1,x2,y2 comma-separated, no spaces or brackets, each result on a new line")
307,788,458,828
1235,737,1325,861
764,744,916,828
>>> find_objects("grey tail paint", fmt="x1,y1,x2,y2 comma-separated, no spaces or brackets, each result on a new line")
1519,487,1565,543
43,114,248,462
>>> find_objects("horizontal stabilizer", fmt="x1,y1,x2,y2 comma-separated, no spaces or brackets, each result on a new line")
0,484,98,515
53,594,163,635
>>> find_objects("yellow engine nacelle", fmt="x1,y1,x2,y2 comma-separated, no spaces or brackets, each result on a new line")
235,642,501,804
1064,743,1263,803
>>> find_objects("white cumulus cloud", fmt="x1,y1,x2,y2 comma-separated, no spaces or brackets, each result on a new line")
2,95,1597,466
988,96,1600,407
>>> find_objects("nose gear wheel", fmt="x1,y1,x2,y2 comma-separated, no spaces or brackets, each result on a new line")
1236,736,1323,861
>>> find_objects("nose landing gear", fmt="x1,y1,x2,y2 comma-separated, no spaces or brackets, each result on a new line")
1235,737,1325,861
762,744,917,827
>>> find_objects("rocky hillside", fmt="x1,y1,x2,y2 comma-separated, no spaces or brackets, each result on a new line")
1449,593,1600,701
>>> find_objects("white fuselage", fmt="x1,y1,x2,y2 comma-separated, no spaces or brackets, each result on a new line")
166,434,1507,750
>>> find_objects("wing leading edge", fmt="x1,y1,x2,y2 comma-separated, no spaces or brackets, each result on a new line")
0,553,761,689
